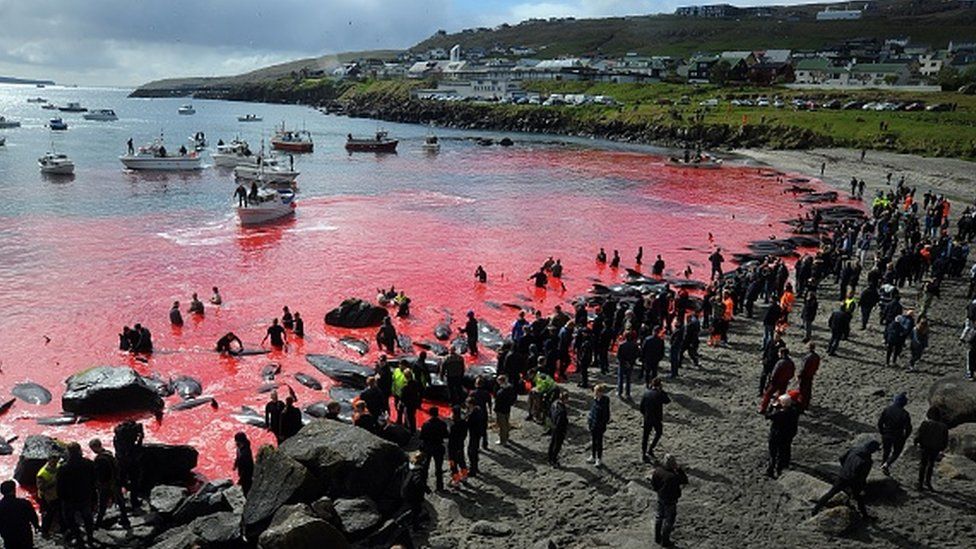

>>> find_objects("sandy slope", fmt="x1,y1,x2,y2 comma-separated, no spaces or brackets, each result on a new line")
415,150,976,549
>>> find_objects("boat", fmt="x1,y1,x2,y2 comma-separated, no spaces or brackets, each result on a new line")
270,124,313,153
0,116,21,129
58,102,87,112
234,156,299,186
83,109,118,121
189,131,207,151
422,133,440,153
0,136,5,146
119,137,203,171
236,185,296,225
345,130,398,153
667,152,723,170
27,97,47,103
48,118,68,131
38,152,75,175
178,104,196,115
212,139,257,168
237,114,262,122
41,103,58,110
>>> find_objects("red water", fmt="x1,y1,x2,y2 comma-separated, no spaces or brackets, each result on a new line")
0,149,841,481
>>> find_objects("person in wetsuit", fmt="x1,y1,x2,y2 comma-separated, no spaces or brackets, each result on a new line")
262,318,286,349
216,332,243,355
528,269,548,288
169,301,183,326
475,265,487,283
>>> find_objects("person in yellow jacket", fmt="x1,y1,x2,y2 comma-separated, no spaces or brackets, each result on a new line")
392,361,408,425
35,455,61,537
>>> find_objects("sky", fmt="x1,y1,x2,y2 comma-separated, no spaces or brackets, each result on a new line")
0,0,814,87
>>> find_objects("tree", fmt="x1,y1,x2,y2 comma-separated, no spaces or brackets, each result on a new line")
936,66,961,91
709,61,732,86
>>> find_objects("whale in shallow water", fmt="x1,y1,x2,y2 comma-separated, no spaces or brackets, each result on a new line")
294,372,322,391
144,374,175,397
434,313,452,341
169,396,216,411
261,363,281,381
256,382,279,394
232,406,266,428
36,414,88,426
339,337,369,356
12,382,52,405
172,376,203,400
0,436,17,456
413,340,449,356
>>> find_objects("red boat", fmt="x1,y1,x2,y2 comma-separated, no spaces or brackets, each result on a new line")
271,125,313,153
345,130,398,153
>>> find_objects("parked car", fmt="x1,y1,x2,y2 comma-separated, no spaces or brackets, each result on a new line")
903,102,925,111
773,99,785,108
699,98,719,107
822,99,842,109
678,95,691,105
842,101,864,110
756,97,770,107
926,103,952,112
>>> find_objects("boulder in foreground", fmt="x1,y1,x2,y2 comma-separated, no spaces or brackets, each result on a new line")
928,375,976,428
62,366,164,415
324,298,388,328
13,435,65,487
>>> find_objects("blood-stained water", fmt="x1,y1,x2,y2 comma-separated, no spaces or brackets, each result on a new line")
0,88,848,482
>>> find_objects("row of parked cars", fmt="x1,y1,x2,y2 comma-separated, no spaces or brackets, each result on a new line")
693,96,953,112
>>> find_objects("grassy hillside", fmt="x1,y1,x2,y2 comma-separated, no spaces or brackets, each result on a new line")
413,0,976,57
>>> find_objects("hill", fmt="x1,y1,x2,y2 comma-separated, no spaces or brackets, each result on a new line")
411,0,976,58
0,75,55,86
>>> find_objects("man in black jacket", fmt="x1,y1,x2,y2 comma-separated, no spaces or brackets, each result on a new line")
765,394,800,478
801,290,818,342
914,407,949,491
548,390,570,467
640,378,671,463
878,393,912,476
0,480,38,549
617,331,639,399
827,304,851,356
651,453,689,548
465,397,486,477
280,396,303,441
762,300,782,350
812,440,880,518
759,332,786,397
641,327,666,384
419,407,449,491
58,442,96,547
494,375,517,445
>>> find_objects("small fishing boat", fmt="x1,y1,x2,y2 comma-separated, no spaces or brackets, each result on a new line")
422,133,440,153
83,109,118,121
48,118,68,131
667,152,723,170
58,102,87,112
27,97,47,103
271,124,313,153
345,130,398,153
178,104,196,115
41,103,58,110
0,116,21,128
236,186,296,225
38,152,75,175
234,157,299,186
237,114,262,122
0,136,6,146
212,139,256,168
120,137,203,171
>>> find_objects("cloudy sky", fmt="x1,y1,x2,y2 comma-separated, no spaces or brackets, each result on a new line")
0,0,811,86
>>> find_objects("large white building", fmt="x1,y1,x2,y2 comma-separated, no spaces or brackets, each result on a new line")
816,7,864,20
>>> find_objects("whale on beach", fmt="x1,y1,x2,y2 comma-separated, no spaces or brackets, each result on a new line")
478,321,505,350
12,382,52,405
414,340,449,356
0,398,14,416
294,372,323,391
306,355,373,389
144,374,175,397
36,413,88,426
434,314,452,341
256,382,279,394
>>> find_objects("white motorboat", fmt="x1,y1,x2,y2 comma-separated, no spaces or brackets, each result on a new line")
120,138,203,171
58,102,87,112
178,104,195,115
212,139,257,168
237,114,262,122
233,156,299,186
83,109,118,121
667,152,723,170
422,134,440,153
27,97,47,103
0,116,21,129
236,186,296,225
41,103,58,110
38,152,75,175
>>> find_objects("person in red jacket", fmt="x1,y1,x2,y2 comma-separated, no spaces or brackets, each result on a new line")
797,342,821,411
759,347,795,413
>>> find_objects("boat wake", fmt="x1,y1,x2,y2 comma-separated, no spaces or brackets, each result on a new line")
156,216,237,246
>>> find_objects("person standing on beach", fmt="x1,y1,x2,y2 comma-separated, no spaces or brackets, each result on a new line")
463,310,479,356
0,480,38,549
465,397,485,477
233,432,254,495
640,377,670,462
548,390,569,468
914,407,949,491
617,331,639,399
440,348,466,405
651,454,688,548
765,394,800,478
801,290,818,341
280,396,302,441
878,393,912,476
797,342,820,411
641,327,665,383
827,303,850,356
89,438,130,529
448,405,468,487
419,407,448,492
587,384,611,467
759,347,794,414
708,248,724,280
494,375,517,445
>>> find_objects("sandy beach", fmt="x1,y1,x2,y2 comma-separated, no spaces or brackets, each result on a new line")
415,148,976,549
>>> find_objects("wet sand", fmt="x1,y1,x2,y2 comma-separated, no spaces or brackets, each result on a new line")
417,150,976,548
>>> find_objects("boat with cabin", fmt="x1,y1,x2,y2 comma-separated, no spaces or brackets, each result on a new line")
237,114,262,122
212,139,256,168
234,156,299,187
422,133,440,153
38,152,75,175
119,137,203,171
48,118,68,131
236,185,296,225
27,97,47,103
58,102,87,112
0,116,21,129
345,130,398,153
83,109,118,121
41,103,58,110
178,104,196,115
270,124,313,153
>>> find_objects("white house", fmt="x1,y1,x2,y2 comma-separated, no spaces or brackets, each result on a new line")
816,7,863,20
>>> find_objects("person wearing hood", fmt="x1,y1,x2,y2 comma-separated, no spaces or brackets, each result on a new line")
914,406,949,491
812,440,880,519
878,392,913,476
765,393,800,478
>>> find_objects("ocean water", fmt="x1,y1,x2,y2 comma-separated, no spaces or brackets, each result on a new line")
0,84,845,480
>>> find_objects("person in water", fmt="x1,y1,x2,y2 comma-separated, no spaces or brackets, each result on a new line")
282,306,294,330
463,311,480,356
610,250,621,268
551,259,563,278
475,265,487,283
597,248,607,263
169,301,183,326
528,269,548,288
376,317,399,354
394,291,411,318
210,286,222,305
262,318,286,349
293,312,305,338
188,293,204,315
216,332,243,355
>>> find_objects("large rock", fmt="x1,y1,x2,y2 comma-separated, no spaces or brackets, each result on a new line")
279,420,407,505
938,454,976,480
324,298,388,328
805,505,857,536
928,375,976,428
332,497,382,539
258,504,349,549
306,355,374,389
470,520,514,537
243,446,319,535
141,443,198,487
149,485,188,516
61,366,164,415
13,435,65,487
186,511,243,546
172,479,233,525
948,423,976,460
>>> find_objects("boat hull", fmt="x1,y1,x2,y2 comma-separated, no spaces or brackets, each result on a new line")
83,114,117,121
120,156,203,171
345,140,398,153
58,107,87,112
236,203,296,225
40,164,75,175
271,141,313,153
0,122,21,129
213,154,258,168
